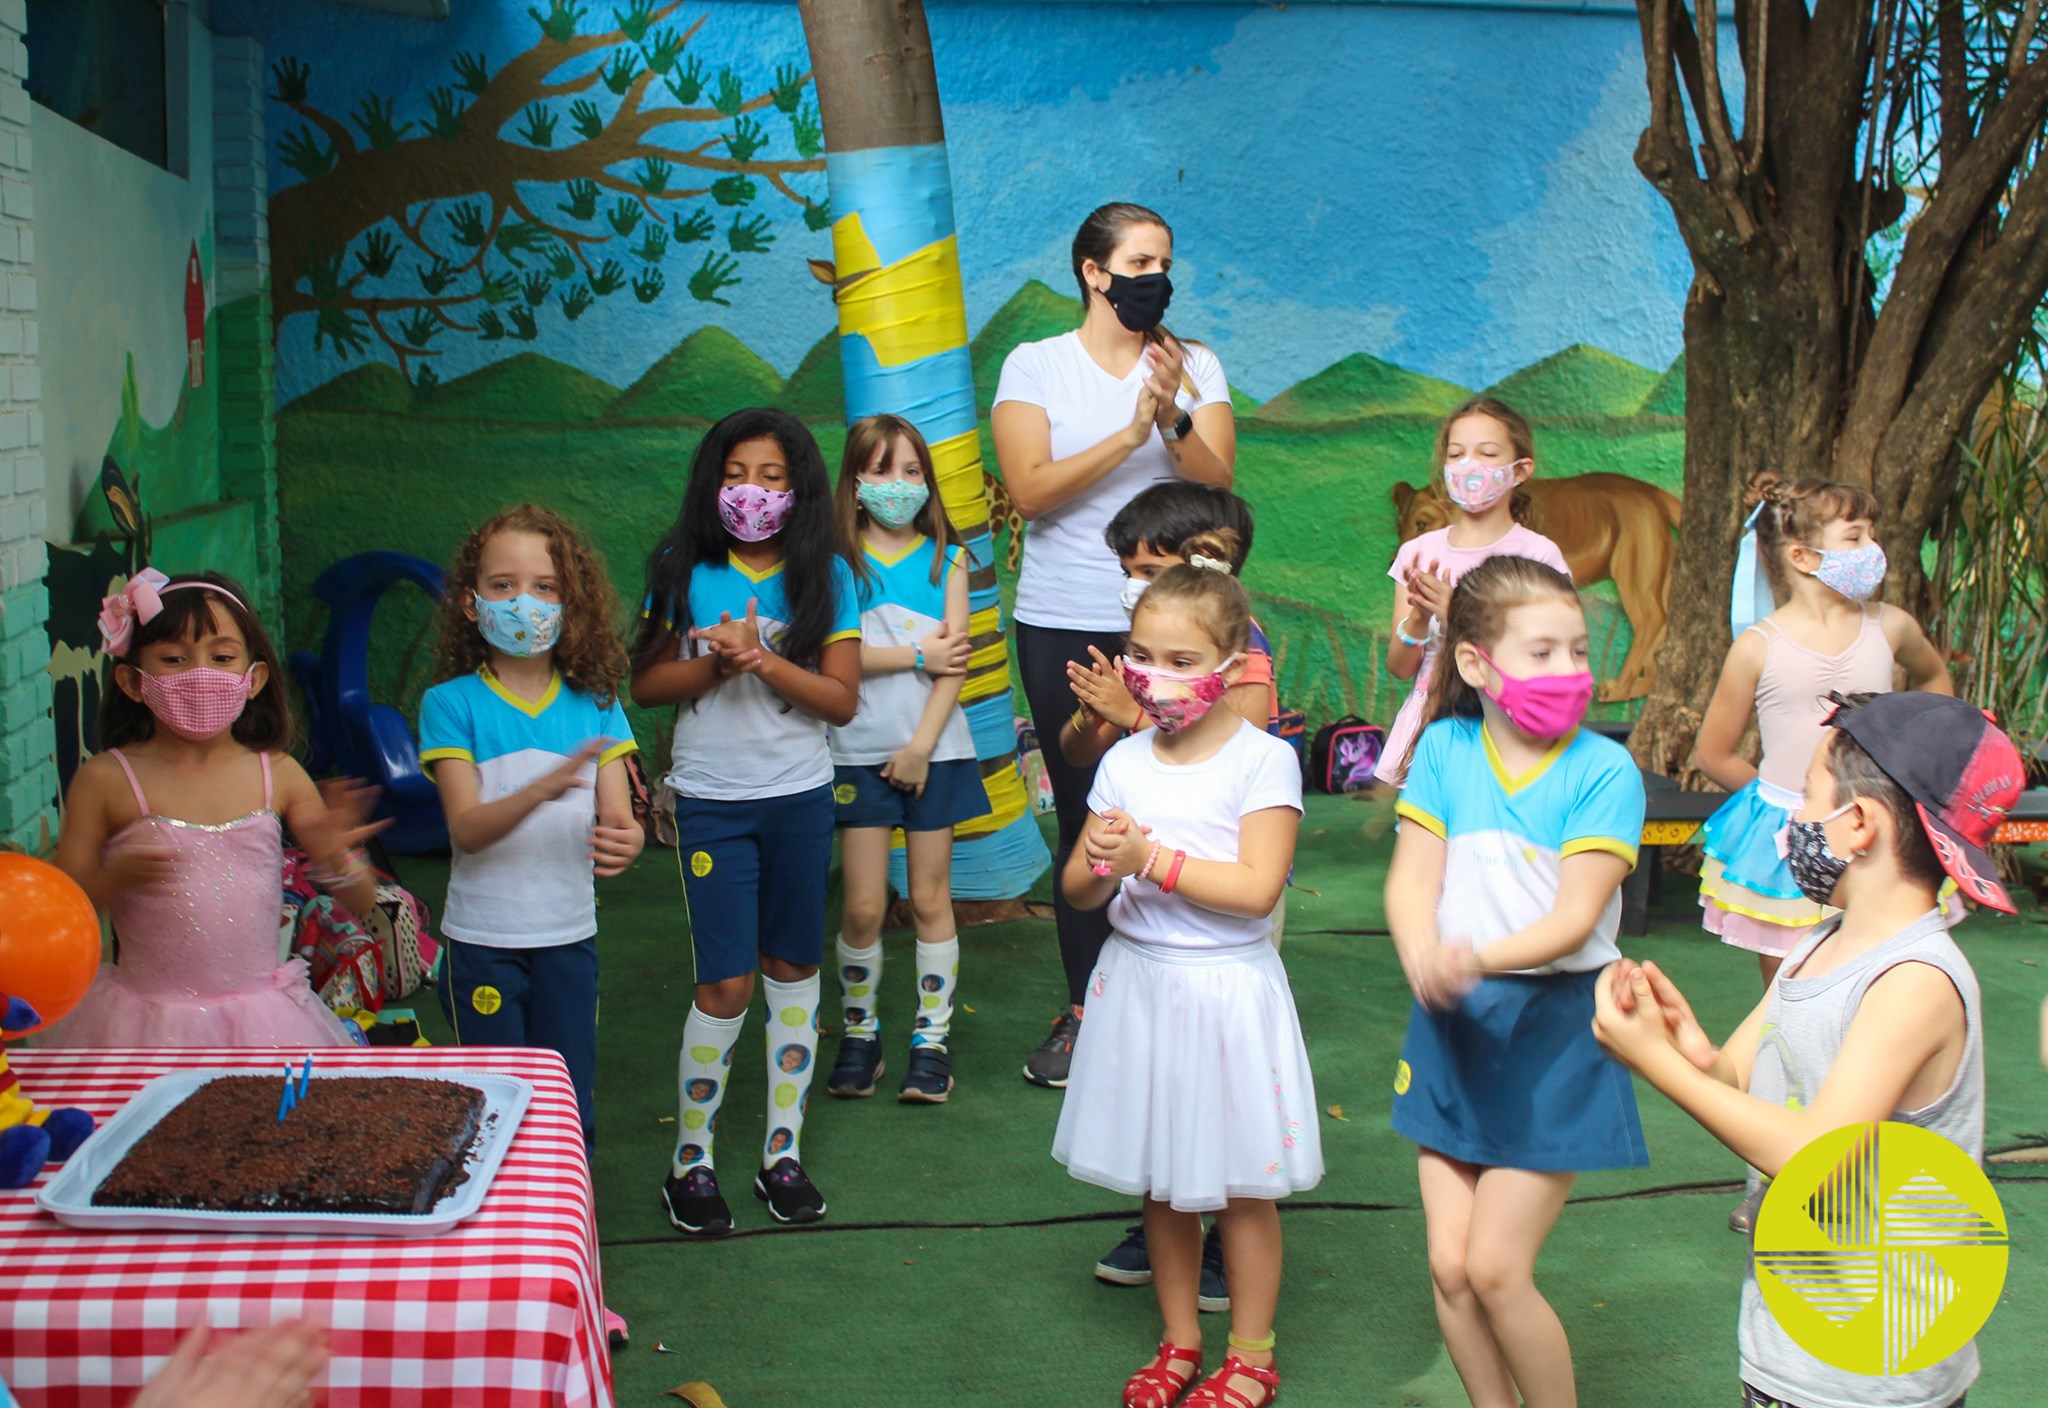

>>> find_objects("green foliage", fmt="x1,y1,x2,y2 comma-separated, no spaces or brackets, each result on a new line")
279,126,334,180
636,156,673,195
478,309,506,340
608,199,644,237
315,307,370,357
589,260,626,297
603,51,642,96
559,179,600,222
671,208,715,244
396,311,440,349
723,116,765,164
418,258,458,295
770,64,805,114
448,201,490,249
570,99,605,141
272,57,310,105
529,0,587,44
428,87,466,141
616,0,657,42
352,93,412,149
689,250,740,306
519,103,558,148
355,229,398,279
668,56,705,105
711,175,756,207
711,68,743,115
791,101,823,160
633,224,668,265
560,284,594,321
522,271,554,306
727,213,774,254
632,267,666,303
642,25,685,75
509,305,541,340
802,198,832,232
452,52,491,96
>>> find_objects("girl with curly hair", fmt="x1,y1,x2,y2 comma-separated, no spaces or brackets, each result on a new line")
419,503,643,1159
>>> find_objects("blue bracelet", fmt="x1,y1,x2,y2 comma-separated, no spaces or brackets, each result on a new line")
915,646,926,674
1396,620,1431,648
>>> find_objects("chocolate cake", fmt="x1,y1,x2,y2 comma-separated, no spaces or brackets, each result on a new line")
92,1075,486,1215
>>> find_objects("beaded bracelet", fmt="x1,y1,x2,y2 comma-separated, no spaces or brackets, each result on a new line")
1138,840,1164,884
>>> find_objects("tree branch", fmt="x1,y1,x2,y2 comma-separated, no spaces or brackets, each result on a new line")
2015,0,2045,76
286,98,358,161
464,0,689,137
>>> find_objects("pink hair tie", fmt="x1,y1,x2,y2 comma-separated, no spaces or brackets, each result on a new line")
96,570,250,657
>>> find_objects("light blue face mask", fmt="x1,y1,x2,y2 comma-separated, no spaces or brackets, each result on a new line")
474,592,563,658
856,477,930,531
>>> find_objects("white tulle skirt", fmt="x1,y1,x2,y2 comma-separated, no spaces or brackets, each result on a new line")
1053,935,1324,1212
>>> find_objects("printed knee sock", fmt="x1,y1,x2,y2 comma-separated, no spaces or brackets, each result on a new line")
911,936,960,1050
673,1004,745,1177
761,973,821,1165
835,935,882,1041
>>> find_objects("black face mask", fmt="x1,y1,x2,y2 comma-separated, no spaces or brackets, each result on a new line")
1101,271,1173,333
1782,809,1855,907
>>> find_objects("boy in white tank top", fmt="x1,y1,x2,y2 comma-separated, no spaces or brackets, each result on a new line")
1595,691,2023,1408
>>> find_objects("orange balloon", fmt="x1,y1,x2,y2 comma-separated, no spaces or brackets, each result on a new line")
0,853,102,1037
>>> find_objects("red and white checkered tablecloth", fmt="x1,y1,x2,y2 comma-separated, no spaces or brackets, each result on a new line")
0,1047,613,1408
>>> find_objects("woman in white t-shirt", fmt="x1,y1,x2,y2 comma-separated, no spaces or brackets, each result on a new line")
992,201,1237,1091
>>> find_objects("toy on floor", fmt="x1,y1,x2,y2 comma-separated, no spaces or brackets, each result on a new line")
0,853,103,1186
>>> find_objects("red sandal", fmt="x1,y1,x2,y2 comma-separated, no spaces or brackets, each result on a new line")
1181,1354,1280,1408
1123,1342,1202,1408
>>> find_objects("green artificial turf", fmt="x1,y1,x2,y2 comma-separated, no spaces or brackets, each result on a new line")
382,796,2048,1407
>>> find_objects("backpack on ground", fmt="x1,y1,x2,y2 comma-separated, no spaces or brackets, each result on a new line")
1308,716,1385,794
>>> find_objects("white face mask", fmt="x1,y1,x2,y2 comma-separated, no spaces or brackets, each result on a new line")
1119,576,1149,616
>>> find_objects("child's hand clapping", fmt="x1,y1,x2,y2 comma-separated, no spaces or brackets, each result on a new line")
287,777,389,872
1602,958,1719,1072
692,600,766,676
1591,960,1682,1070
1068,646,1143,731
528,739,609,803
1399,940,1475,1011
1404,561,1453,624
589,815,644,877
919,621,970,677
104,837,180,895
1083,808,1155,879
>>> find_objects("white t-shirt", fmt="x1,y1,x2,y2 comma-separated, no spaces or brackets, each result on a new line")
1087,721,1303,951
995,331,1230,632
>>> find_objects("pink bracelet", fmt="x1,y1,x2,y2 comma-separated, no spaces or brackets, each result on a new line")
1138,841,1164,884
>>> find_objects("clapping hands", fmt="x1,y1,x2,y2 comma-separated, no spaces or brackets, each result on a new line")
692,599,766,677
1082,808,1154,879
1592,958,1719,1073
1068,646,1141,732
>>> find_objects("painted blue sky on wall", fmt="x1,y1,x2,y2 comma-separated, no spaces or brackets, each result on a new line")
218,0,1694,403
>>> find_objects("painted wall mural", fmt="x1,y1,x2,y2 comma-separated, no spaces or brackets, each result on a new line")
214,0,1697,880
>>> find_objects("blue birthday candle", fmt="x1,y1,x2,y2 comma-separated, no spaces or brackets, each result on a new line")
277,1065,296,1121
298,1056,313,1100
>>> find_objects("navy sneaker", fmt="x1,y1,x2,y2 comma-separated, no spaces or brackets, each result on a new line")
662,1166,732,1238
1199,1220,1231,1313
897,1046,954,1104
827,1036,885,1098
1094,1223,1151,1286
754,1157,828,1224
1023,1008,1081,1089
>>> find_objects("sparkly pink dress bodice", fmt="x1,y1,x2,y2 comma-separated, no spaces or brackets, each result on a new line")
38,749,355,1050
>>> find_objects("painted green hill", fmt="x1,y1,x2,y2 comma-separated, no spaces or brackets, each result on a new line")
971,280,1081,411
606,325,785,422
421,352,618,422
1251,353,1467,425
284,363,414,415
1642,353,1686,416
780,333,845,422
1485,344,1660,418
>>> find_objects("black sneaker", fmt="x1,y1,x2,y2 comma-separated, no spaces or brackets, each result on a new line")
897,1046,954,1104
1022,1007,1081,1089
1094,1223,1151,1286
662,1165,732,1238
754,1157,828,1224
1199,1220,1231,1313
827,1036,885,1098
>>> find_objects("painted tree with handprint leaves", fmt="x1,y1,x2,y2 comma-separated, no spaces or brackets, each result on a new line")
267,0,830,382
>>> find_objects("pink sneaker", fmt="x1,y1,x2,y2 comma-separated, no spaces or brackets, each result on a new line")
604,1306,628,1351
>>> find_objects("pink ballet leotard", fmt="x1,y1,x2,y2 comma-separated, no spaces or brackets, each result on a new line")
38,749,355,1050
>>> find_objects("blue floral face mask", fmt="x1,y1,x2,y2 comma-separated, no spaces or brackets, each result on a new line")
856,478,930,531
1810,542,1887,602
474,592,562,658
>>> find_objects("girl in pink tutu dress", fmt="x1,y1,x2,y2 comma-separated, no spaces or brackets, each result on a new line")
42,570,385,1049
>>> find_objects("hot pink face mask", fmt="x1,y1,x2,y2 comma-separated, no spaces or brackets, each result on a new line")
1472,649,1593,740
1122,656,1239,735
134,666,257,741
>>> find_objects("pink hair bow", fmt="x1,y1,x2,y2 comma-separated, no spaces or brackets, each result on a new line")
98,567,170,657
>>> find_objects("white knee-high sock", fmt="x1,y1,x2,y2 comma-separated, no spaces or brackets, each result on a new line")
761,973,821,1165
836,935,882,1040
673,1004,744,1176
912,935,960,1050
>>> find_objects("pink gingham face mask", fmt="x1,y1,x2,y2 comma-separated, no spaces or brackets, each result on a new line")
134,665,257,741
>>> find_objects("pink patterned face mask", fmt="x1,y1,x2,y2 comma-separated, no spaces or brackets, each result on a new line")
134,666,257,741
1122,655,1240,735
718,483,793,542
1442,457,1525,514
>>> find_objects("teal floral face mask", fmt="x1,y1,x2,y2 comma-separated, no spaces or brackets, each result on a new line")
857,478,930,531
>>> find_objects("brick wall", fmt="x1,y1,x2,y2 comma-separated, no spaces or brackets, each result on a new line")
0,0,51,851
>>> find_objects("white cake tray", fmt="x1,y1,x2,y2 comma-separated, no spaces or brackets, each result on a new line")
37,1067,532,1239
